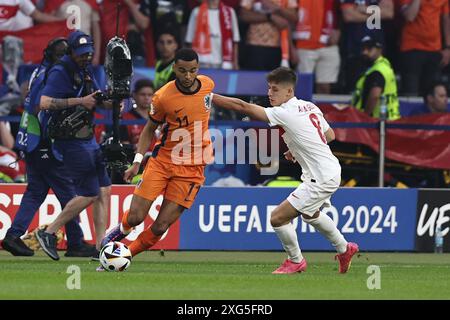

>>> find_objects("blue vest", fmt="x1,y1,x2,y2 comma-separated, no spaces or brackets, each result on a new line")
14,64,49,153
41,55,102,160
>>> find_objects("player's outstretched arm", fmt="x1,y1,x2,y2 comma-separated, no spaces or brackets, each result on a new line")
124,118,159,183
211,93,269,122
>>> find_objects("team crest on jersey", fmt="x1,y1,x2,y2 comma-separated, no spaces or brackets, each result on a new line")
149,103,156,115
204,94,212,111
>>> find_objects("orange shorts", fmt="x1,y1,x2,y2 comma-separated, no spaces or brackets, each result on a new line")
134,157,205,209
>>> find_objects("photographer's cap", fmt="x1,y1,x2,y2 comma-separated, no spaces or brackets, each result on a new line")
68,30,94,56
361,34,383,49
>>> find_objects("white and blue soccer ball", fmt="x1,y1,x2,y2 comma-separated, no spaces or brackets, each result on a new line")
99,241,132,272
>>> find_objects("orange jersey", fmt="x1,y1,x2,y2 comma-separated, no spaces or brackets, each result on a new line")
149,75,215,166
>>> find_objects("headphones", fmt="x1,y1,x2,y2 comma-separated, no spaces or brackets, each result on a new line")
43,37,68,63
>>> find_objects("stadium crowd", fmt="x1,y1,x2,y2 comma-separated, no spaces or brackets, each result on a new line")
1,1,450,95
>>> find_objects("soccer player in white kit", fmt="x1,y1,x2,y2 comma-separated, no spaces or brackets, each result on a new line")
210,67,359,274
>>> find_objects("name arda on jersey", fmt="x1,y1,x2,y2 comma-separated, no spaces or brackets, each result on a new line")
297,103,315,113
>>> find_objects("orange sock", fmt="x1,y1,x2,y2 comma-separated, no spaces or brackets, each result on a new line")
128,227,162,256
121,210,132,232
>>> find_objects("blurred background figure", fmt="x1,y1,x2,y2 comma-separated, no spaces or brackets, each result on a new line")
0,0,61,31
339,0,394,93
294,0,341,94
239,0,298,71
351,35,400,120
154,28,179,90
409,82,450,116
399,0,450,97
47,0,102,65
120,79,155,146
185,0,241,70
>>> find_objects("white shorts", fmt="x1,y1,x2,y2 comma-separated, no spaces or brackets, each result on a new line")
287,175,340,217
296,46,340,83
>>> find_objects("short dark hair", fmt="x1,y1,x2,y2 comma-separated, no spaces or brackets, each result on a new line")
424,81,447,101
133,79,154,93
174,48,199,63
157,28,180,46
266,67,297,87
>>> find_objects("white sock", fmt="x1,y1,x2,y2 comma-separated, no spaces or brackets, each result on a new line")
303,213,348,254
273,223,303,263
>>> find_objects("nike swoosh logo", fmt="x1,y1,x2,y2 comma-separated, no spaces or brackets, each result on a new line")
291,193,299,199
175,108,184,114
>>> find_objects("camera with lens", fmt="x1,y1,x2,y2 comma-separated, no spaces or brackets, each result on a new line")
94,91,109,104
100,36,134,173
100,136,135,173
104,36,133,100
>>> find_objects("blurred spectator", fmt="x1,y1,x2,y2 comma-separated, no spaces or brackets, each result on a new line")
0,120,24,183
1,35,23,95
0,145,25,182
409,82,449,116
239,0,298,71
120,79,154,146
399,0,450,97
340,0,394,93
351,35,400,120
125,0,156,67
189,0,241,10
0,0,62,31
0,120,14,150
295,0,340,94
97,0,138,63
154,29,179,90
47,0,101,65
185,0,240,70
153,0,191,43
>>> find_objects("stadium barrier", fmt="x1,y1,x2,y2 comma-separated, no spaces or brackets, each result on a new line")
0,185,448,252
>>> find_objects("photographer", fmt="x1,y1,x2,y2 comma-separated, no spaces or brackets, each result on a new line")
35,30,113,260
1,37,100,257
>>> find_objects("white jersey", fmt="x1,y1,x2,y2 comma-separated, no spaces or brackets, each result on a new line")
264,97,341,183
0,0,35,31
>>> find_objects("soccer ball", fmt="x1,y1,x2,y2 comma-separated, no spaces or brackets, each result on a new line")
99,241,132,272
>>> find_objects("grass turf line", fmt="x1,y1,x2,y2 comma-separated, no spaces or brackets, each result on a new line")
0,251,449,299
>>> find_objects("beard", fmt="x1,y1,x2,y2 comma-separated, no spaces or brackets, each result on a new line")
361,55,375,68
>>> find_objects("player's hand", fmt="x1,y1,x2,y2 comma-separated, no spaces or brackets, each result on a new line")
80,91,100,110
284,150,296,163
124,162,140,183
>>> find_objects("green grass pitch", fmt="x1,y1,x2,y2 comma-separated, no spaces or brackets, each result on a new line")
0,250,449,300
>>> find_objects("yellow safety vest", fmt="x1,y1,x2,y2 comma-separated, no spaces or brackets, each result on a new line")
265,176,301,187
352,56,400,120
154,60,174,90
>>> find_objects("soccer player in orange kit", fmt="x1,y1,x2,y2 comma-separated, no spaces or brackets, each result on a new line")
99,48,214,266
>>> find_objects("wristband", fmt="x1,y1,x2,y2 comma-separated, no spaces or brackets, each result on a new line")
133,153,144,164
